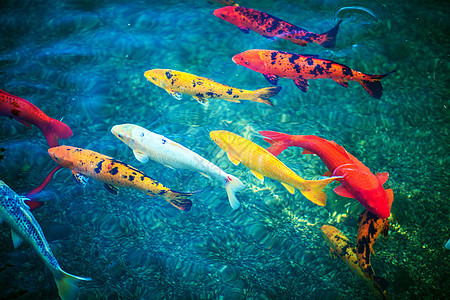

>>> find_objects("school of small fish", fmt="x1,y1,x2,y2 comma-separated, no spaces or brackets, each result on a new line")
0,2,397,299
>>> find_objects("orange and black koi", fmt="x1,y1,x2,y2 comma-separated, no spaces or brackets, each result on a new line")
214,6,341,48
48,146,197,211
356,209,389,279
232,49,395,99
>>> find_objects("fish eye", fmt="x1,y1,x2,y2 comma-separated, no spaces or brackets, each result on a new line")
118,133,123,138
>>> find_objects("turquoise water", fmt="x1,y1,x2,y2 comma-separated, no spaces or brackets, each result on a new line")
0,0,448,299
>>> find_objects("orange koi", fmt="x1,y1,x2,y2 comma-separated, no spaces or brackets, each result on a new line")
0,89,72,147
214,6,341,48
48,146,197,211
232,49,395,99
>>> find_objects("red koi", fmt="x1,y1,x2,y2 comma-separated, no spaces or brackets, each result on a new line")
0,89,72,147
214,6,341,48
259,131,393,218
232,49,395,99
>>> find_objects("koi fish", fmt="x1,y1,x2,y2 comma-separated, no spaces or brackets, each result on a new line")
48,146,197,211
259,131,393,218
321,225,390,299
356,209,389,278
144,69,281,106
214,6,341,48
210,130,341,206
0,180,91,300
111,124,245,209
232,50,395,99
0,89,72,147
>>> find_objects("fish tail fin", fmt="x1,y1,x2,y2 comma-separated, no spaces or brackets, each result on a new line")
53,268,91,300
43,119,73,148
319,20,342,48
165,189,203,211
259,130,293,156
359,70,396,99
253,86,282,106
299,177,341,206
224,174,246,209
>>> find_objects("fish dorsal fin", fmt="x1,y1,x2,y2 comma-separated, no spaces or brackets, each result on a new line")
103,183,119,195
333,184,354,198
330,141,350,157
166,90,183,100
281,182,295,194
192,96,209,106
72,171,89,187
133,150,149,163
333,78,349,88
386,188,394,209
251,170,264,182
11,229,23,248
263,74,279,85
227,153,240,166
375,172,389,185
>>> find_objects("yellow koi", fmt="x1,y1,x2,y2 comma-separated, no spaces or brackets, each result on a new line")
48,146,197,211
210,130,340,206
144,69,281,106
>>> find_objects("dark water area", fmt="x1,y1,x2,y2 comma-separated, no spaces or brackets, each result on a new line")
0,0,448,299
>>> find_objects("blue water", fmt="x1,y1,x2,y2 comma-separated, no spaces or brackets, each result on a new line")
0,0,448,299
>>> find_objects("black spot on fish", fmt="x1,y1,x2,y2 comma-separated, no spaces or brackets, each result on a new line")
158,190,167,196
196,81,203,85
342,66,353,77
165,71,173,80
129,175,135,181
195,93,204,98
140,176,145,181
109,167,119,175
10,109,20,117
206,91,219,98
94,160,104,174
306,57,314,66
310,64,325,76
122,175,127,179
162,139,166,144
226,89,233,95
270,51,277,62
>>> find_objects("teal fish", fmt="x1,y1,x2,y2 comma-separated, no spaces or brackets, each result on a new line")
0,180,91,300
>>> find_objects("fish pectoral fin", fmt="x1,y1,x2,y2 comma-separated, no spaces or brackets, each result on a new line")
386,188,394,209
133,150,149,163
375,172,389,185
199,172,212,180
166,89,183,100
263,74,279,85
192,96,209,106
103,183,119,195
251,170,264,182
15,118,32,129
293,78,309,92
11,229,24,248
227,153,240,166
72,171,89,187
333,184,355,198
281,182,296,194
238,26,250,34
333,78,349,88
